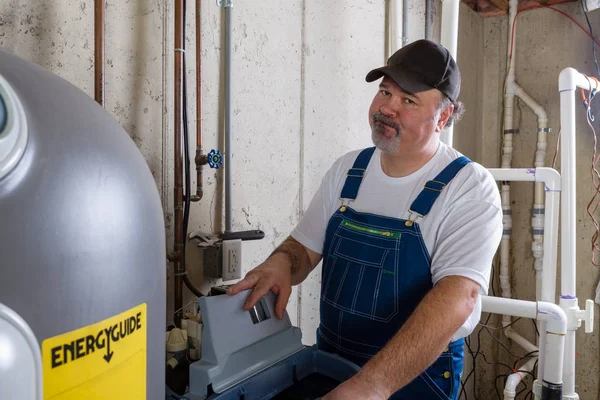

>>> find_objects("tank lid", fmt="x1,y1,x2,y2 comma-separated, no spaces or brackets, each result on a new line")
0,74,28,181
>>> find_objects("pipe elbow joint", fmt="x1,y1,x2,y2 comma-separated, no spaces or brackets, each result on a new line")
537,301,567,334
558,67,597,92
535,167,561,191
559,68,581,91
505,373,523,393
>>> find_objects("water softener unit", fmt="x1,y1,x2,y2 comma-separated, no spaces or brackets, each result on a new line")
0,49,166,399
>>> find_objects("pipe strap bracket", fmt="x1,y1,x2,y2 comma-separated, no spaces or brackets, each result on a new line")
537,128,552,132
504,129,520,134
217,0,233,7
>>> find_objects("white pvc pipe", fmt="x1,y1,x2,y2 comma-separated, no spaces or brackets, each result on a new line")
498,0,518,345
488,167,562,351
542,189,560,303
513,83,549,123
389,0,403,55
482,297,567,388
505,328,538,353
538,301,568,339
507,0,517,78
440,0,459,58
439,0,459,148
562,330,577,399
504,357,538,400
558,68,596,297
556,69,599,398
510,83,549,304
481,296,537,319
487,168,561,301
543,333,566,385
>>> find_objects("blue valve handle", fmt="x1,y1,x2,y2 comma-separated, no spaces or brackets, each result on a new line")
207,149,223,169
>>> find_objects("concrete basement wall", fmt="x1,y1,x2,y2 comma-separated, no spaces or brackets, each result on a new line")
0,0,437,342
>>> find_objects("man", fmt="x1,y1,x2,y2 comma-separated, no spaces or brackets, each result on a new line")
228,39,502,399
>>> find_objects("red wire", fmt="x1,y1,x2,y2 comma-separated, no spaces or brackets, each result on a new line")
509,5,600,61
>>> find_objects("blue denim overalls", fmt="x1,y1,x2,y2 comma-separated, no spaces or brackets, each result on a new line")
317,147,471,400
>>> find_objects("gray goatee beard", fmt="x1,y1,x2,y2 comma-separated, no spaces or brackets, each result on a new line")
371,112,401,153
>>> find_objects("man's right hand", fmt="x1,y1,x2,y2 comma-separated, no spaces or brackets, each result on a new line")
226,252,293,320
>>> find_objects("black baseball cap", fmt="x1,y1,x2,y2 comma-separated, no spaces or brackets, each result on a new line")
366,39,461,103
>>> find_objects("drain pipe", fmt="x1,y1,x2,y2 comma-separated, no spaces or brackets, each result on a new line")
499,0,517,326
439,0,459,148
511,85,549,302
503,0,551,304
502,1,553,395
94,0,105,107
503,0,550,301
499,0,517,336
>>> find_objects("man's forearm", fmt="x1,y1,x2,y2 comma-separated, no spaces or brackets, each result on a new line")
269,236,316,285
355,276,480,398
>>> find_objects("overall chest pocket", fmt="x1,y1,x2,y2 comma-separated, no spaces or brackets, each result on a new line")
321,220,402,323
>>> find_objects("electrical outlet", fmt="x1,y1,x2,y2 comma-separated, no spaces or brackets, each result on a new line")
222,239,242,281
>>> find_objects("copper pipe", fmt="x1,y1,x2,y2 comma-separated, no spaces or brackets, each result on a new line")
174,0,184,327
94,0,105,107
192,0,206,202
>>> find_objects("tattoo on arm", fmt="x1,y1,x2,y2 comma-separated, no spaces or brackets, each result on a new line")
270,237,312,278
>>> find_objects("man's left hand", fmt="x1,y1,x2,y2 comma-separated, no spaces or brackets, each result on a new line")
321,376,390,400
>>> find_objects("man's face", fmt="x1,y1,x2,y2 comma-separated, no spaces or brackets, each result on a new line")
368,76,451,154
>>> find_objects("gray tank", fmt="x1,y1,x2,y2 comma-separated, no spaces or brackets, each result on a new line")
0,48,165,399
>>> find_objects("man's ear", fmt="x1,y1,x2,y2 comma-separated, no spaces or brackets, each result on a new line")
436,104,454,132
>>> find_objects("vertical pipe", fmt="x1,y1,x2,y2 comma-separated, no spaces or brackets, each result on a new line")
542,190,560,303
439,0,459,147
556,67,598,399
94,0,105,107
425,0,431,40
559,86,577,398
560,89,577,297
561,330,577,397
174,0,185,326
389,0,403,55
402,0,408,46
224,5,233,233
193,0,205,202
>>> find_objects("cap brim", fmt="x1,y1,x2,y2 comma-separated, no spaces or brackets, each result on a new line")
365,66,433,95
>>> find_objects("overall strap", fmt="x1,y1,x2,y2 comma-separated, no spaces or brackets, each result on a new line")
340,147,376,200
409,156,472,217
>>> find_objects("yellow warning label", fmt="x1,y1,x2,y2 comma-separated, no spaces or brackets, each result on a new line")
42,303,146,399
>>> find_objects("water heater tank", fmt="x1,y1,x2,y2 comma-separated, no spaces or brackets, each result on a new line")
0,49,166,399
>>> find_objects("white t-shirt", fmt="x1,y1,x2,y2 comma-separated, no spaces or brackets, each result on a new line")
291,142,503,340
